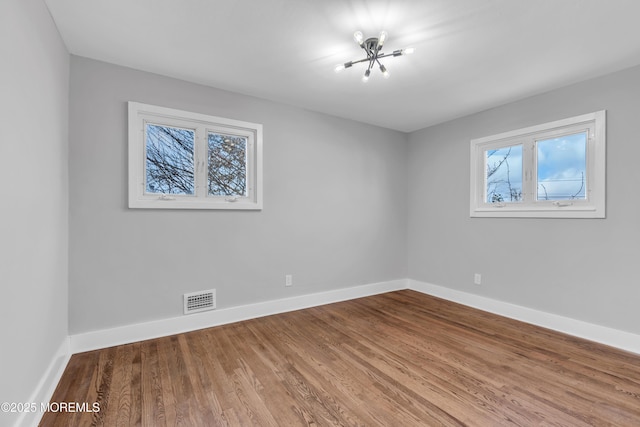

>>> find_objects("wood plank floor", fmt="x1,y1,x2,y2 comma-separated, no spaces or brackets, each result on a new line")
40,290,640,426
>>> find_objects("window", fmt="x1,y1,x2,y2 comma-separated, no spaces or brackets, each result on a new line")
470,111,605,218
128,102,262,209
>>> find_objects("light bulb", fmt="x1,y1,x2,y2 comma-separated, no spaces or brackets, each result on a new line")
335,61,353,73
353,31,364,45
362,68,371,82
403,47,415,55
380,64,389,79
378,31,388,47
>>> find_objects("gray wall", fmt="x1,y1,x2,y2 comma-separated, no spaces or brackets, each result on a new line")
408,65,640,335
68,57,408,334
0,0,69,420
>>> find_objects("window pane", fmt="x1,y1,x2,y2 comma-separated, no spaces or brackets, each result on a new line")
145,124,195,195
536,133,586,201
485,144,523,203
208,133,247,196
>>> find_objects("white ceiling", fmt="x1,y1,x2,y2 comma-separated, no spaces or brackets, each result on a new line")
44,0,640,132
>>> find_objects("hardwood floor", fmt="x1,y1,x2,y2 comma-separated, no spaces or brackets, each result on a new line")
40,290,640,426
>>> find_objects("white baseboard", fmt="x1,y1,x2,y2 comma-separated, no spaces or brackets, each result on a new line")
16,337,71,427
70,279,408,354
68,278,640,357
408,279,640,355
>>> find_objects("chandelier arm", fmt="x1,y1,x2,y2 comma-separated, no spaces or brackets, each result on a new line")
364,49,374,61
349,57,372,66
345,50,405,67
369,47,379,70
376,52,398,60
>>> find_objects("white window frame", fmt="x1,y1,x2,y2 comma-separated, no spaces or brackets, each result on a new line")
470,111,605,218
128,102,263,210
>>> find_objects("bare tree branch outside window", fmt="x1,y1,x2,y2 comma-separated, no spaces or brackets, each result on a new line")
536,134,586,200
146,125,195,195
207,133,247,197
486,145,522,203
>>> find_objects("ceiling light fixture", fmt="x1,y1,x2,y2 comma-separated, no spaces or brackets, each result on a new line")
335,30,414,82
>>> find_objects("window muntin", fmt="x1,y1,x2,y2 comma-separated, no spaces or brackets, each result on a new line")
129,102,262,210
470,111,605,218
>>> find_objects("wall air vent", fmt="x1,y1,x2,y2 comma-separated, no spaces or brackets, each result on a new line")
184,289,216,314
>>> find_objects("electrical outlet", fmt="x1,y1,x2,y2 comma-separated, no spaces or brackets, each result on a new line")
474,273,482,285
285,274,293,287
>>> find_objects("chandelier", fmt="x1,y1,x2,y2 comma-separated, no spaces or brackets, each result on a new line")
335,31,414,82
